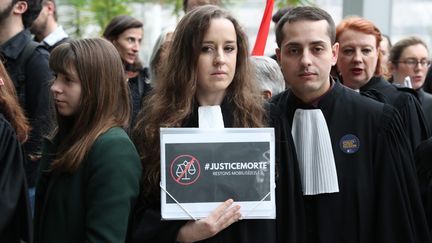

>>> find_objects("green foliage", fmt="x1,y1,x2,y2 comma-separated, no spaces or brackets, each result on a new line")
89,0,131,31
58,0,312,37
59,0,131,37
275,0,314,9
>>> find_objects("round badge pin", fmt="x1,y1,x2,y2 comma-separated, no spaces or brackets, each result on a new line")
339,134,360,154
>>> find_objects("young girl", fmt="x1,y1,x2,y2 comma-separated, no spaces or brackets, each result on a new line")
33,38,141,243
130,5,277,243
0,61,32,243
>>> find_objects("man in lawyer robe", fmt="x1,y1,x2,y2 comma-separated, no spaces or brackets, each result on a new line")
272,6,431,243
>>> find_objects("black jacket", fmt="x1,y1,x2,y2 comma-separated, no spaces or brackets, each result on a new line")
0,29,53,187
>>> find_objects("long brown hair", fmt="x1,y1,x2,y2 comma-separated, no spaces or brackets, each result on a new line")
133,5,265,200
49,38,130,172
0,61,30,143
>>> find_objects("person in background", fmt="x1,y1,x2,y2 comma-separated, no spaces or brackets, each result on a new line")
251,55,286,99
0,61,32,243
130,6,281,243
183,0,220,13
30,0,69,52
335,16,429,151
389,36,432,134
380,34,392,78
103,15,151,126
148,29,173,85
0,0,54,210
33,38,141,243
273,6,430,242
269,7,293,61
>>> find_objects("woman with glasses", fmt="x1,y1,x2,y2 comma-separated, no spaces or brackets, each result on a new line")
390,36,432,234
389,36,432,135
335,16,430,152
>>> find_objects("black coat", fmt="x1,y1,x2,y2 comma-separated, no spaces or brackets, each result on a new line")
360,76,430,150
0,30,53,187
417,88,432,135
0,114,32,243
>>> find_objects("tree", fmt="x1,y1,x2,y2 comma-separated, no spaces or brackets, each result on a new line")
89,0,131,31
275,0,314,8
59,0,310,37
59,0,131,38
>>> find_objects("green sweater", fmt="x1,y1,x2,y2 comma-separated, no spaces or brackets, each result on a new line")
34,127,141,243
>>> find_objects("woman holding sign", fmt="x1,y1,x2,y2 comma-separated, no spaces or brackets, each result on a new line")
130,5,285,243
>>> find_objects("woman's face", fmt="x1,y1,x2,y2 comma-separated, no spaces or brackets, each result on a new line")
196,18,237,105
391,44,430,90
336,29,379,90
113,27,143,65
50,65,82,117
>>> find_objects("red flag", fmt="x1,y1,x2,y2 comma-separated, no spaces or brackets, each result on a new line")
252,0,275,56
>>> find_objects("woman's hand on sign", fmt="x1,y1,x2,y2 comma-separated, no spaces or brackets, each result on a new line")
176,199,241,242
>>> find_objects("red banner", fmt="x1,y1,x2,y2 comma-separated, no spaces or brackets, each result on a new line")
251,0,275,56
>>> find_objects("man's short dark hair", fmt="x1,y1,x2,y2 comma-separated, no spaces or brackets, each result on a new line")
275,6,336,48
272,7,292,24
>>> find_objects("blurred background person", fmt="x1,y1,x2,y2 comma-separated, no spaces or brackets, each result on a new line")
148,29,173,85
103,15,152,126
380,34,392,79
0,61,32,243
30,0,70,52
389,36,432,135
250,55,285,100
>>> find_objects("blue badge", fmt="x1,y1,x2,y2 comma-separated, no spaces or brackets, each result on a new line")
339,134,360,154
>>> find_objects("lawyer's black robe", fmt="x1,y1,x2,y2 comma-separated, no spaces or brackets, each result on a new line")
360,76,430,150
417,88,432,135
416,137,432,235
129,100,293,243
271,81,431,243
0,114,32,243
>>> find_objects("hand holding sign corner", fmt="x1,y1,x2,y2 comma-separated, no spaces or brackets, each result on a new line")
176,199,241,242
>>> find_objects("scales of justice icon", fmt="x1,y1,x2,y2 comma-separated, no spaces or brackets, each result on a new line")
176,160,197,181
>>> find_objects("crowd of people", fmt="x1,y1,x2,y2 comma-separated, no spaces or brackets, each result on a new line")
1,0,432,242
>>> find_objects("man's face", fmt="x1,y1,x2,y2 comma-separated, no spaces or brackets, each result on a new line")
276,20,338,103
0,0,15,25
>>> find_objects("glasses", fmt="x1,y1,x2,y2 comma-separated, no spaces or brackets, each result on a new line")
397,59,431,68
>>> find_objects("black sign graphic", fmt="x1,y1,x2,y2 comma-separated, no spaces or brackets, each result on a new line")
165,142,270,204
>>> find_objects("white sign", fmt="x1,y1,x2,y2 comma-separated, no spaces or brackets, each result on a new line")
160,128,276,220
